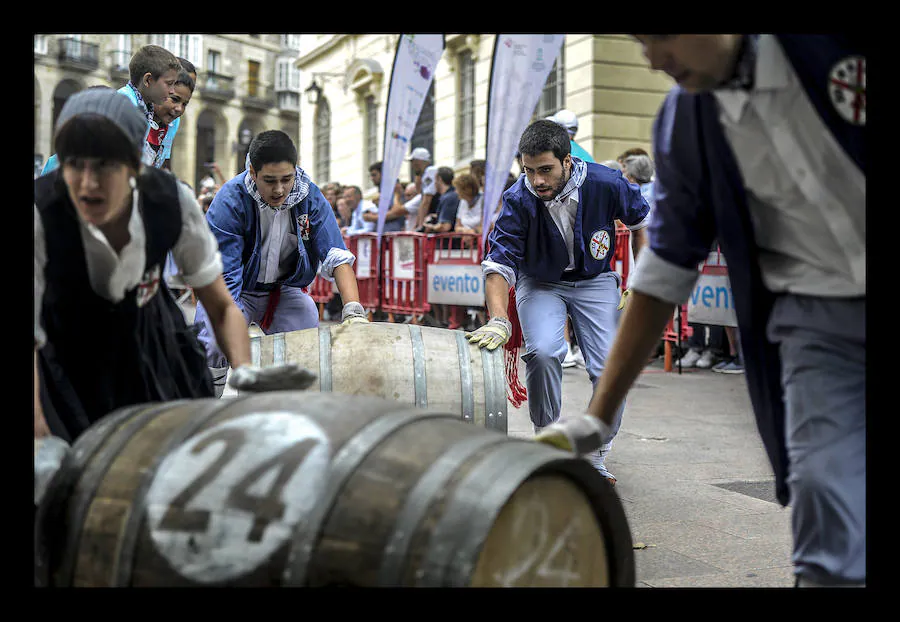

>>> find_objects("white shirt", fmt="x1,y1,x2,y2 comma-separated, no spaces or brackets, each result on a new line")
712,35,864,297
633,34,865,304
545,189,580,271
420,165,438,197
404,193,423,231
346,199,377,236
34,180,223,347
257,207,299,283
456,194,484,231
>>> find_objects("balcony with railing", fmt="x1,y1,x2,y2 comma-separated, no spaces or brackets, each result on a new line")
241,82,275,111
57,38,99,71
276,90,301,119
199,72,235,102
108,50,131,81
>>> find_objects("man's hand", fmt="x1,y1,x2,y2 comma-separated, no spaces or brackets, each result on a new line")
533,414,614,456
465,317,512,351
617,288,632,311
341,301,369,325
228,364,317,393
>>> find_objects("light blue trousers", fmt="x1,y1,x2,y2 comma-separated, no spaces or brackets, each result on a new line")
194,287,319,392
516,272,625,476
768,295,866,585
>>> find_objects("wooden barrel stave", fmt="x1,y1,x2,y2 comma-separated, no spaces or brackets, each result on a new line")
249,323,507,432
38,393,633,587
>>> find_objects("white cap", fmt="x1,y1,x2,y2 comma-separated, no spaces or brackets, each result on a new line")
405,147,432,162
553,109,578,136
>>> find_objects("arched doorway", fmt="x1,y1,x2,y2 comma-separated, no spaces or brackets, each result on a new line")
236,119,258,176
194,108,229,190
52,79,85,135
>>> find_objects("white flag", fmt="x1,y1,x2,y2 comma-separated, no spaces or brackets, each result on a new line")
377,34,445,236
482,35,565,244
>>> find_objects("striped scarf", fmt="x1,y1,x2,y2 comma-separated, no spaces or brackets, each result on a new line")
523,155,588,206
244,166,311,211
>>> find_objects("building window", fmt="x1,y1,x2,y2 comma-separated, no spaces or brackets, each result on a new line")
281,35,301,51
207,49,221,74
456,50,475,160
365,96,378,169
409,82,435,181
248,60,261,97
150,34,202,66
535,45,565,120
278,91,300,111
276,58,300,92
34,35,48,55
315,98,332,182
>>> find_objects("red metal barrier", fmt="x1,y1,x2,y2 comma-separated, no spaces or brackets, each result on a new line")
613,224,631,291
663,304,693,371
380,232,430,322
345,233,381,317
426,232,483,329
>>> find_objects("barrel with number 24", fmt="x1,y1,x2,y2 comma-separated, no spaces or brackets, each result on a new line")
35,392,635,587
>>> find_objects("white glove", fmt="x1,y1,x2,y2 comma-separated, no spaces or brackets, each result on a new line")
227,363,317,393
35,436,71,506
533,414,614,456
341,301,369,325
465,317,512,351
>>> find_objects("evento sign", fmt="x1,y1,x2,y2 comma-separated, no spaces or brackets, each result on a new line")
426,264,485,306
687,273,737,327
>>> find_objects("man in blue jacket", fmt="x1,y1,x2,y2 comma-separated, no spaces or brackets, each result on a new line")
194,130,369,397
535,35,866,587
467,119,650,485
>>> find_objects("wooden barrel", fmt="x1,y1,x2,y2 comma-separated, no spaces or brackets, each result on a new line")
247,323,508,433
35,393,634,587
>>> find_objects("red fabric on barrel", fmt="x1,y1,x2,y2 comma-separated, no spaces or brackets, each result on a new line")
504,286,528,408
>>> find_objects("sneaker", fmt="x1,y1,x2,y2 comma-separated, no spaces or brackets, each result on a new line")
571,345,586,369
677,348,703,368
562,347,578,368
696,348,720,369
712,359,745,374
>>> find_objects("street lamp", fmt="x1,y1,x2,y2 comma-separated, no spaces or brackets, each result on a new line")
303,72,345,106
304,79,322,106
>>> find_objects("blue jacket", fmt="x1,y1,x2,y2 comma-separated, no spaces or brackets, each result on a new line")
205,171,347,308
649,35,865,506
487,161,650,282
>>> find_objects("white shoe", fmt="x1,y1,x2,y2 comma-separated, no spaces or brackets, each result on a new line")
572,346,586,369
678,348,703,368
562,347,578,368
695,349,720,369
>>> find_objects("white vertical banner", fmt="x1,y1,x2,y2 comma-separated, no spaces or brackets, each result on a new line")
482,35,565,245
377,34,445,236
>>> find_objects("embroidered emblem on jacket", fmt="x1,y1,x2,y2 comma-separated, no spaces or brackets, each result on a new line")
829,56,865,126
297,213,311,241
589,229,611,261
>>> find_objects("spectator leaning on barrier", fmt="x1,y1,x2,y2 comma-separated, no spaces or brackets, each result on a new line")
194,130,370,398
363,179,408,233
535,34,866,588
341,185,378,236
469,119,651,485
424,167,460,234
409,148,441,230
453,173,484,235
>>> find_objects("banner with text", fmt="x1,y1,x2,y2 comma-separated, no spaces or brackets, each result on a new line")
377,34,445,237
687,247,737,327
482,35,565,245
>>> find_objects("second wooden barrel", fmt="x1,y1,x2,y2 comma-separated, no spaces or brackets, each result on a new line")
248,322,509,433
35,392,634,587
